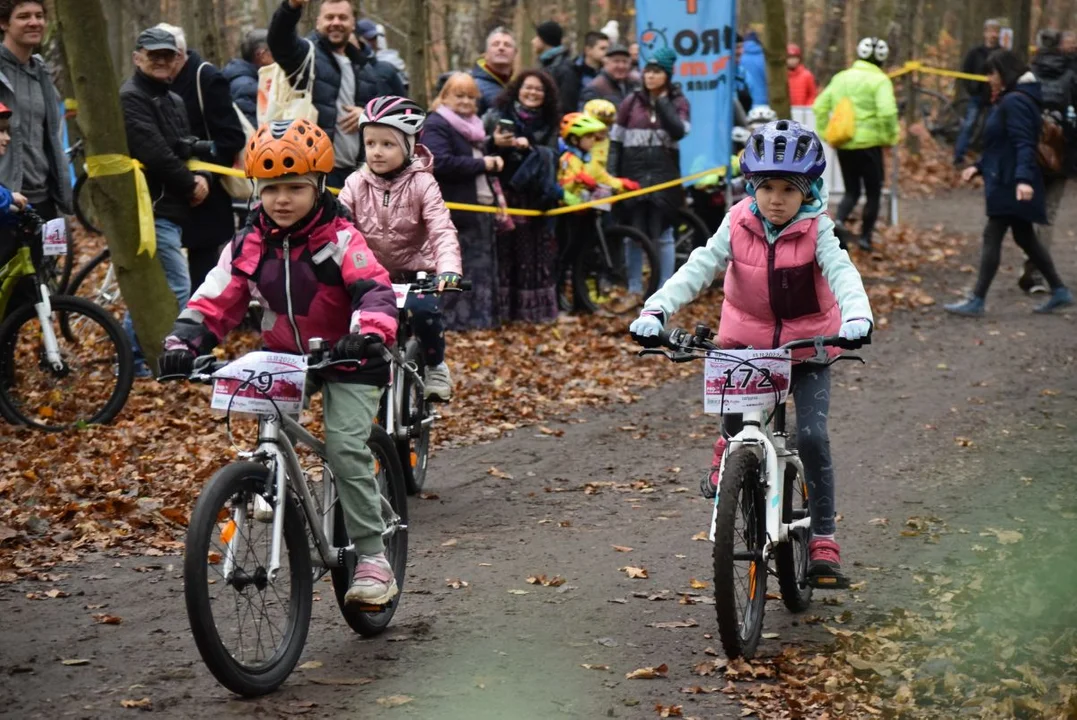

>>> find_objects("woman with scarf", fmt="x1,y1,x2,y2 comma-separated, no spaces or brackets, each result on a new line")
422,72,506,329
482,70,565,324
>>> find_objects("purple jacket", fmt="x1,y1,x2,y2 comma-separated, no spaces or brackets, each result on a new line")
421,111,490,230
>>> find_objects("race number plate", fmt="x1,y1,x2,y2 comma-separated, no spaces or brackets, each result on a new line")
392,283,410,309
703,349,792,414
211,352,307,416
42,218,67,256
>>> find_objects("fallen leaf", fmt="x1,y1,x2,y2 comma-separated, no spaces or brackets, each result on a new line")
93,614,122,625
441,538,458,547
310,677,375,686
655,704,683,718
695,658,727,675
649,618,699,629
445,578,469,589
868,517,889,526
375,695,413,708
61,658,90,666
689,578,708,589
487,466,514,480
297,661,323,670
507,589,530,595
580,663,610,671
621,566,649,579
526,574,567,587
954,436,975,448
45,589,68,598
611,545,633,552
626,663,669,679
120,698,152,710
691,531,709,541
538,426,564,436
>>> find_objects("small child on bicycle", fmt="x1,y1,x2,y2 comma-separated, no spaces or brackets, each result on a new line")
339,96,462,402
630,120,873,587
158,118,402,607
557,111,639,197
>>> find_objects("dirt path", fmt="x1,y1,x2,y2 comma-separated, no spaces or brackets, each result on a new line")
2,188,1076,719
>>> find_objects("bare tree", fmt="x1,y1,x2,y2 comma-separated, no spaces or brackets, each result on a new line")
183,0,224,66
55,0,178,371
407,0,430,106
763,0,791,118
812,0,847,85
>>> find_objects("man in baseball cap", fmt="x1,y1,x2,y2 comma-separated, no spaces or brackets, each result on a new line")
135,26,180,53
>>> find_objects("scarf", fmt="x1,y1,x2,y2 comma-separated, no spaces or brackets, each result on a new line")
435,105,486,145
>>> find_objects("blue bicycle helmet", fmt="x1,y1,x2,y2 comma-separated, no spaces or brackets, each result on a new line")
739,120,826,179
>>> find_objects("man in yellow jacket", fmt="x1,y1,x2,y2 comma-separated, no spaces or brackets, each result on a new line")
813,37,899,251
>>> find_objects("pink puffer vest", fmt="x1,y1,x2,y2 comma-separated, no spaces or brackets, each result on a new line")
719,198,841,358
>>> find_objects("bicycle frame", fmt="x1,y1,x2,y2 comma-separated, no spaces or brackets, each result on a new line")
225,409,403,583
0,246,64,370
710,407,810,557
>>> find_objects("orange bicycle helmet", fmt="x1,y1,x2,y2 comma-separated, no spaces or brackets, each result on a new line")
245,118,334,179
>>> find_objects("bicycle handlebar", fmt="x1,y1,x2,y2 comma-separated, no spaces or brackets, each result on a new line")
633,323,870,363
158,341,381,384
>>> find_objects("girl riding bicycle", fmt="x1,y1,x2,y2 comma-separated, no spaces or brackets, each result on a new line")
339,96,463,402
159,118,402,607
630,120,873,586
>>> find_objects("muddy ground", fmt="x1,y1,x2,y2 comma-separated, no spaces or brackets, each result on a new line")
2,187,1076,719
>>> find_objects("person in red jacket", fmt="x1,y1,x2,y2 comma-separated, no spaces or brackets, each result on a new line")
787,44,818,106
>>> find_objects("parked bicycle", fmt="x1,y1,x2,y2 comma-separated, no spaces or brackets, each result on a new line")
635,324,866,659
0,208,133,429
384,272,471,495
161,340,408,696
558,188,659,315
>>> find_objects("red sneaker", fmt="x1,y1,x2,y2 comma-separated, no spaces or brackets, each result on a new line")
699,437,727,498
808,538,850,589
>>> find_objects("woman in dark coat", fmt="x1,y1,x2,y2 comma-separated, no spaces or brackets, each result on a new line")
481,70,565,324
607,46,689,291
946,50,1073,316
167,32,248,289
422,72,505,330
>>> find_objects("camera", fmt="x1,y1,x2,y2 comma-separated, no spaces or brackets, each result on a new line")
175,135,217,161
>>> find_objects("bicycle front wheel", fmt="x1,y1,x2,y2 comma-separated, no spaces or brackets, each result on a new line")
572,224,659,315
713,448,768,659
0,294,132,430
399,339,431,495
332,425,409,636
184,462,313,697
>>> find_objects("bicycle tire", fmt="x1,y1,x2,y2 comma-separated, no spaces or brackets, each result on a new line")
184,462,313,697
331,424,408,636
0,294,133,430
64,248,122,323
674,208,711,270
713,448,768,659
572,223,659,315
73,173,102,235
399,339,431,495
774,462,813,613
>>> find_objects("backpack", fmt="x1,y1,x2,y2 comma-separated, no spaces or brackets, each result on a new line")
824,97,856,148
1038,111,1067,176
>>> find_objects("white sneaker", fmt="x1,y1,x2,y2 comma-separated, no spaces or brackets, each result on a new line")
424,362,453,402
344,553,398,606
252,495,274,523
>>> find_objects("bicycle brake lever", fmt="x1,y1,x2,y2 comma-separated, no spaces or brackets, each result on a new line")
637,348,673,359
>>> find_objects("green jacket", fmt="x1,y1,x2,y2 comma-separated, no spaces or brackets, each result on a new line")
813,60,899,149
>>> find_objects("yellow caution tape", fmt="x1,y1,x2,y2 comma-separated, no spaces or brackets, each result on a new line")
187,159,247,179
63,98,78,112
888,60,987,82
84,154,156,257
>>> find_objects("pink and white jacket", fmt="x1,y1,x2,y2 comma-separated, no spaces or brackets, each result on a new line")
339,144,462,278
168,193,398,385
642,183,872,359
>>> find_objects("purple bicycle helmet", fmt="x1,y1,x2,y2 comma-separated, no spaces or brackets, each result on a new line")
739,120,826,179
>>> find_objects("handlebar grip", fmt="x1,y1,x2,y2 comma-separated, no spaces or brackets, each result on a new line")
458,279,473,291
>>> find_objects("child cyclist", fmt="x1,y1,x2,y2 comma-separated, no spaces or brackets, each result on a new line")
581,99,621,186
339,96,462,402
158,118,403,607
629,120,873,587
557,111,640,196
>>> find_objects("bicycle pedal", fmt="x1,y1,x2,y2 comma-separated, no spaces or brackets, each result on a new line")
356,601,392,613
808,574,850,590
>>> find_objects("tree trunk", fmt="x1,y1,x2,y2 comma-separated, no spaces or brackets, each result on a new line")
56,0,177,371
407,0,430,108
575,0,590,55
762,0,791,118
485,0,520,34
902,0,925,154
812,0,847,86
448,0,481,73
183,0,224,66
1010,0,1033,63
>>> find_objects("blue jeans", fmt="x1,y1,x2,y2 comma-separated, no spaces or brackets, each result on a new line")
626,226,676,294
124,218,191,361
954,96,982,162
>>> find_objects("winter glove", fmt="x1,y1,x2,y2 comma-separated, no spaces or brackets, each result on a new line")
618,178,641,192
576,171,598,190
436,272,462,290
629,312,664,345
562,189,582,206
158,348,195,377
838,318,872,342
332,332,381,361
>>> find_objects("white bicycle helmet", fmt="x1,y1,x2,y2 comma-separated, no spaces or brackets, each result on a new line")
746,105,778,126
359,95,426,137
857,37,889,64
731,126,751,146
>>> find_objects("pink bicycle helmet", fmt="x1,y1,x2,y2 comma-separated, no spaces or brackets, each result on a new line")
359,96,426,137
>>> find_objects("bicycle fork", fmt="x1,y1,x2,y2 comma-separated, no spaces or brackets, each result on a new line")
33,286,64,372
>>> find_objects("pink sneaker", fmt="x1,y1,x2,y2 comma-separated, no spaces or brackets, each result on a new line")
699,437,728,498
344,553,398,606
807,538,849,589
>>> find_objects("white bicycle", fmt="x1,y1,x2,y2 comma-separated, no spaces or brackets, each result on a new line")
635,324,866,658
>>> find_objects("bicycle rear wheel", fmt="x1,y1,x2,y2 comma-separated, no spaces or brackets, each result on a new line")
73,173,102,235
713,448,768,659
0,294,132,430
184,462,312,697
775,462,813,612
572,224,658,315
65,249,124,322
332,425,408,636
399,340,431,495
674,208,711,270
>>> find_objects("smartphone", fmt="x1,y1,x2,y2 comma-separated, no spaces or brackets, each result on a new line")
497,118,516,135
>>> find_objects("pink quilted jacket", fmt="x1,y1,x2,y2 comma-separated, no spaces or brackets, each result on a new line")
339,144,463,277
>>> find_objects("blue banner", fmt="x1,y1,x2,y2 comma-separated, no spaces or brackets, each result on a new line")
635,0,736,178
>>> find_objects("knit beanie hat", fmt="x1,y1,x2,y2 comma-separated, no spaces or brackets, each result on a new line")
748,174,814,198
536,20,563,48
645,46,677,76
255,172,322,197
